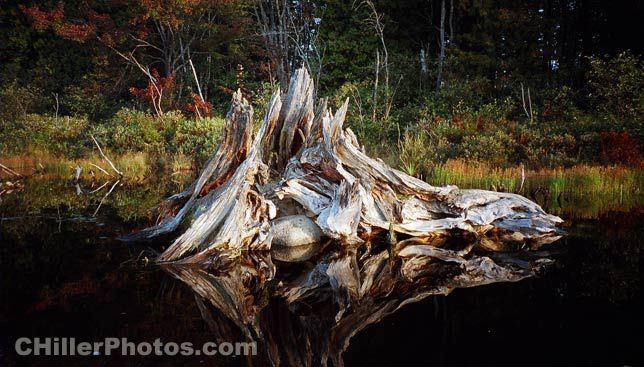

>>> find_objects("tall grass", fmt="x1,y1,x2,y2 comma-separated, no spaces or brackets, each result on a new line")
428,160,522,192
0,151,193,181
424,159,643,218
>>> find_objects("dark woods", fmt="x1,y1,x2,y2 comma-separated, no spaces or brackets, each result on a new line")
0,0,642,169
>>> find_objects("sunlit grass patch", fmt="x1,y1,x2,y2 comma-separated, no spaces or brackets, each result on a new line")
423,159,643,218
427,159,521,192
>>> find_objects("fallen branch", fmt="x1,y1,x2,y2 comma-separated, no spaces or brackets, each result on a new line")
0,162,21,177
89,163,114,177
90,135,123,177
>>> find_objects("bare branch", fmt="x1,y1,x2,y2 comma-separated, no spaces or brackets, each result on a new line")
0,163,21,177
89,163,114,177
90,134,123,177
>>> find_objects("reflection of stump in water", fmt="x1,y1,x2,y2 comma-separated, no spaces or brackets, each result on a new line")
162,239,555,366
122,68,563,365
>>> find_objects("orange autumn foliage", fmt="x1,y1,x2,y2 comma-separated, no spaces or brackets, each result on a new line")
186,93,213,118
129,69,175,115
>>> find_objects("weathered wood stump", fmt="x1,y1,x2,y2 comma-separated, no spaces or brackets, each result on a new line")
122,68,564,366
121,67,562,265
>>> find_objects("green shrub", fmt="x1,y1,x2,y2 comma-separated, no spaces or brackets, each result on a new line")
88,108,224,165
0,114,89,156
90,108,166,154
61,85,113,121
0,83,49,121
0,106,224,167
588,51,644,123
461,130,518,167
170,116,224,165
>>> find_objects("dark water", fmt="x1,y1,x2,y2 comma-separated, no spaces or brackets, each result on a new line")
0,175,642,366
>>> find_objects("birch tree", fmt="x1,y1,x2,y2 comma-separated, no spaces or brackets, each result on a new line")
436,0,446,91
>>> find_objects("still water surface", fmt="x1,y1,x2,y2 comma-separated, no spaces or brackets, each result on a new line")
0,175,641,366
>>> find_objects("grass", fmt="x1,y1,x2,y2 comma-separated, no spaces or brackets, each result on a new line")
2,152,642,220
427,159,522,192
0,151,193,181
424,159,641,195
423,159,643,219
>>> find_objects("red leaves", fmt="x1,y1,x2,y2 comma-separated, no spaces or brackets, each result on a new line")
186,93,213,118
129,69,175,116
127,66,214,120
20,1,100,43
600,131,643,166
20,2,64,31
55,22,95,43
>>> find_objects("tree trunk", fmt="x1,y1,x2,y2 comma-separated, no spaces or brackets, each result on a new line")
449,0,454,46
436,0,446,91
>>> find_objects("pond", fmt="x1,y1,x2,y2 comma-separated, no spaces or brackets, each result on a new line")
0,173,642,366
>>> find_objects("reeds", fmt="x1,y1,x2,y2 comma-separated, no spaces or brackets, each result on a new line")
428,159,522,192
425,159,643,219
0,151,194,180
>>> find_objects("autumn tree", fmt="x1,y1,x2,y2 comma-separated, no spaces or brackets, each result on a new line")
21,0,254,116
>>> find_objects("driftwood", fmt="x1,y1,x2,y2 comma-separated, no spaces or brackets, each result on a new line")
123,68,563,365
122,67,562,261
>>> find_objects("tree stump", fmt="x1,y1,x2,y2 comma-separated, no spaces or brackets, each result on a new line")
122,68,564,366
121,67,562,265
